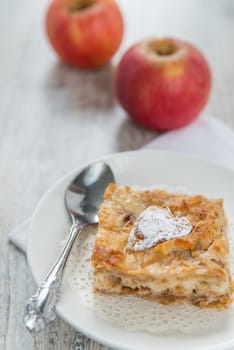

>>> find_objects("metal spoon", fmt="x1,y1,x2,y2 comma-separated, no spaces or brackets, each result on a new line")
24,161,115,332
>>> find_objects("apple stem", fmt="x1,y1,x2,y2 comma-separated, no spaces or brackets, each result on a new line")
68,0,95,12
150,41,178,56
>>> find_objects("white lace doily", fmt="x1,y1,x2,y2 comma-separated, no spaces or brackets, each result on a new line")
63,186,234,334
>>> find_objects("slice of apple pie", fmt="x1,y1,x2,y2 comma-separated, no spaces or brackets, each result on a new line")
91,184,233,308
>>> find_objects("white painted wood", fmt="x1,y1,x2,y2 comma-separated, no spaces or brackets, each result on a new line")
0,0,234,348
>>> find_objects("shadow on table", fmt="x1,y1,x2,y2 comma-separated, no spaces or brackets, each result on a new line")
116,117,158,151
44,60,115,114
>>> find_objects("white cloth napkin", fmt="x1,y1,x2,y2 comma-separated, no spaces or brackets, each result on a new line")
9,219,29,252
8,114,234,252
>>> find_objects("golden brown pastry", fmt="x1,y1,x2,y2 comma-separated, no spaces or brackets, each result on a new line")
92,184,233,308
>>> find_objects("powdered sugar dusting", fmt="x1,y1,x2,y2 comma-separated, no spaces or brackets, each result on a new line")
126,206,193,251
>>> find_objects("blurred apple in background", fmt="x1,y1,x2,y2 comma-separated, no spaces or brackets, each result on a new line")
115,37,211,131
45,0,124,68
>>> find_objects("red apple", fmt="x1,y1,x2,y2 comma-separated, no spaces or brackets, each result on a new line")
115,37,211,130
45,0,124,68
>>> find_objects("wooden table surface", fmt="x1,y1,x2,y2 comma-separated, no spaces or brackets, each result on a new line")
1,0,234,349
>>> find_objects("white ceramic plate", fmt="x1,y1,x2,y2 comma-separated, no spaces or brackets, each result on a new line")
28,151,234,350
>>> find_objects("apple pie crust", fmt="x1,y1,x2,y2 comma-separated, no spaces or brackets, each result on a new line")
91,184,233,308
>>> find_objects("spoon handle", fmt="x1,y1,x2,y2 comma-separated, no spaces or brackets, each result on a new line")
24,220,85,332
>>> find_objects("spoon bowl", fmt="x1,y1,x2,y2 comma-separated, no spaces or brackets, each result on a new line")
66,161,115,224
